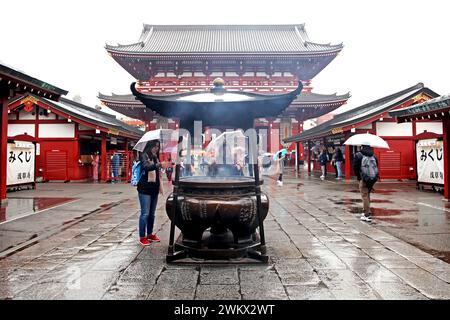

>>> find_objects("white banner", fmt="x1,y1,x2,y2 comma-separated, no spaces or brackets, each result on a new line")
7,142,35,186
416,139,444,185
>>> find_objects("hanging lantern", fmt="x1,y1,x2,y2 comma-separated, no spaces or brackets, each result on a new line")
23,100,34,112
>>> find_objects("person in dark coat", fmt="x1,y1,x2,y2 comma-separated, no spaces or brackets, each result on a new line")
137,140,163,246
335,147,344,179
319,148,328,180
353,145,378,222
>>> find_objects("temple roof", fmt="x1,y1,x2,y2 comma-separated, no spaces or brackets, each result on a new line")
99,91,350,105
9,95,143,139
0,62,67,100
284,83,439,143
98,92,144,105
99,90,350,121
105,24,343,55
292,92,351,105
389,94,450,120
130,81,302,131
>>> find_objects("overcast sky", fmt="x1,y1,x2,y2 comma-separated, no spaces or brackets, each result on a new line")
1,0,448,116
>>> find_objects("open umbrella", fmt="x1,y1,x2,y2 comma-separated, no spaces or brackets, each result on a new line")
273,148,288,160
206,131,246,152
344,133,390,149
133,129,177,152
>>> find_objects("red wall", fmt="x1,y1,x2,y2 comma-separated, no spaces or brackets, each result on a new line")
310,138,416,180
37,140,82,181
374,139,416,180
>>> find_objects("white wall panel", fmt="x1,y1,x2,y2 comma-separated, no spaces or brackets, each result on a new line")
39,123,75,138
376,122,412,136
18,109,36,120
8,124,35,137
416,122,443,135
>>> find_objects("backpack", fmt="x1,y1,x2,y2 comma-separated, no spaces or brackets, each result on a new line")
361,155,378,186
131,161,143,186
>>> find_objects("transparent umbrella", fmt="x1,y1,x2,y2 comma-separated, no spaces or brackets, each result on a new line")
344,133,390,149
133,129,178,152
205,130,247,164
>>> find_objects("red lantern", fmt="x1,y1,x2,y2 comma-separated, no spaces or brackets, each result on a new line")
24,100,34,112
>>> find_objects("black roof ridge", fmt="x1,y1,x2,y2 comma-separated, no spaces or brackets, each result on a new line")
284,83,434,143
98,92,135,99
331,83,424,120
300,91,351,98
59,97,117,119
0,63,68,98
142,23,307,28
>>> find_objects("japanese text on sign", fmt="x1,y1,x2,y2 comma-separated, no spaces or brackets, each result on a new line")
416,139,444,185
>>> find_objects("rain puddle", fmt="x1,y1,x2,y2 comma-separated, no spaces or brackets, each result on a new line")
413,246,450,264
347,206,418,216
331,198,392,205
0,197,77,223
347,189,397,195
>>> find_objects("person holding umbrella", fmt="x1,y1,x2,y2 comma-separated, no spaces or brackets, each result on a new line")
136,139,165,246
353,145,379,222
274,149,287,186
345,133,387,222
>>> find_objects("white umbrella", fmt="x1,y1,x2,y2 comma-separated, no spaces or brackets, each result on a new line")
205,130,246,154
205,130,247,165
133,129,177,152
344,133,390,149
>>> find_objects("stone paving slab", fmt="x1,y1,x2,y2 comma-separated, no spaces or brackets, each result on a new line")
0,177,449,300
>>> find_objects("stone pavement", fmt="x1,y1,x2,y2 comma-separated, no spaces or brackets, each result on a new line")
0,170,449,300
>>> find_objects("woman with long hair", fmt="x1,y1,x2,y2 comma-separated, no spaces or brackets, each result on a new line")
137,140,164,246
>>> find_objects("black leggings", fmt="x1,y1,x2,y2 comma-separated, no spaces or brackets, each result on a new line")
278,174,283,181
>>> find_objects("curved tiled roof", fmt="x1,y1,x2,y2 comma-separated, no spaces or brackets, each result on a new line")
284,83,440,143
389,94,450,119
0,62,67,100
99,91,350,105
105,24,343,55
10,95,143,139
293,92,351,104
98,92,144,104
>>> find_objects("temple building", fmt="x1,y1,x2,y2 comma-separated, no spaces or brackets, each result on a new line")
284,83,440,180
7,95,142,183
100,24,350,156
1,63,67,203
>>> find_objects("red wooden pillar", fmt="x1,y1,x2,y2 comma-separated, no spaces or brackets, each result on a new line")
0,97,8,202
345,144,351,180
101,132,107,182
307,140,311,175
443,119,450,200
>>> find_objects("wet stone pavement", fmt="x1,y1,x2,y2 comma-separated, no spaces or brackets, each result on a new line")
0,171,450,300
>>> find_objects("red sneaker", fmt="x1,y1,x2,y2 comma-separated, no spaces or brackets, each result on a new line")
140,237,151,246
147,234,160,242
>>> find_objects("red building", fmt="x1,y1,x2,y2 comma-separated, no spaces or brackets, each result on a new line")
1,63,67,203
100,24,350,157
285,83,440,180
390,95,450,199
8,94,142,183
